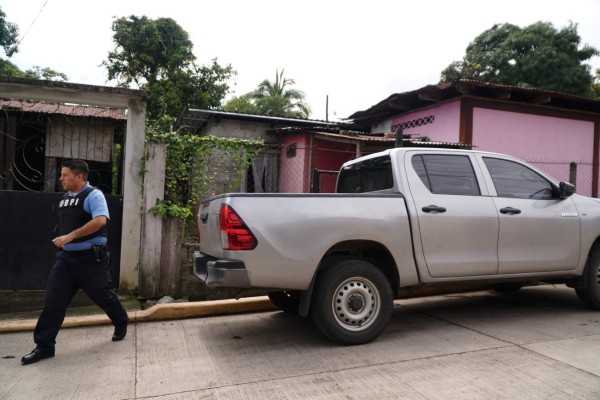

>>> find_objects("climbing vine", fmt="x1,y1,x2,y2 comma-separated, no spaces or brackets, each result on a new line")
146,125,264,219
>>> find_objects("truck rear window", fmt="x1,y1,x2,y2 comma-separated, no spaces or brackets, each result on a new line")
337,156,394,193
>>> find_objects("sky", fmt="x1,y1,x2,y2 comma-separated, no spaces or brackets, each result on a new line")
2,0,600,122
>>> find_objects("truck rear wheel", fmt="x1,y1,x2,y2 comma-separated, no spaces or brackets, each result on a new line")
268,290,301,314
575,245,600,309
311,259,393,345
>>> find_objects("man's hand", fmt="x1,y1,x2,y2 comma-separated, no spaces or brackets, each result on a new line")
52,216,107,248
52,235,74,248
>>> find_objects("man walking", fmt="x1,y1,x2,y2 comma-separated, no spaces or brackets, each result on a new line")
21,160,129,365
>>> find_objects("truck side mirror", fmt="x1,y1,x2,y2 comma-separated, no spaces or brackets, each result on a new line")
559,182,575,199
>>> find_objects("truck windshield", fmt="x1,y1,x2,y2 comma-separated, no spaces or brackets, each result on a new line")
337,155,394,193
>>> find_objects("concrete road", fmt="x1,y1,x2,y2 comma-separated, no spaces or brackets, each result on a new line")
1,285,600,400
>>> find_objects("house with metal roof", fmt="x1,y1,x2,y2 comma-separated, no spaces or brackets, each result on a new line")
0,98,127,193
350,79,600,197
176,108,468,193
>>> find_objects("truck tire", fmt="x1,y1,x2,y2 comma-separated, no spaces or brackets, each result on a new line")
575,245,600,309
268,291,301,314
311,259,393,345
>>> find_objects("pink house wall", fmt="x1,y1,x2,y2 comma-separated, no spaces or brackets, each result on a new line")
280,134,310,193
313,138,356,193
391,101,461,143
472,108,595,196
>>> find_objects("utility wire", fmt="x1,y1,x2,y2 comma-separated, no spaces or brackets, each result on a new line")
14,0,49,49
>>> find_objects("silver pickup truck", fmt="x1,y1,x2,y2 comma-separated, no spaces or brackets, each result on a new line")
194,148,600,345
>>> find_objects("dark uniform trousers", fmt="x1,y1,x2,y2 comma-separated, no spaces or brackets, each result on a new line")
34,250,128,351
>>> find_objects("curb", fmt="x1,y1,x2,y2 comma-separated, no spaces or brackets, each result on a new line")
0,296,276,333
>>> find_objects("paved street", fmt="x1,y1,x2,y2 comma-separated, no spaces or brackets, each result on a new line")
1,285,600,400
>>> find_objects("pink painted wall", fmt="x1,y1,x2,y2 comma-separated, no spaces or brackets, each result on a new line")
472,108,595,196
313,138,356,193
280,134,310,193
390,100,461,143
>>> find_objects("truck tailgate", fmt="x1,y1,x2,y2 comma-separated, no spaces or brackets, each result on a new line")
198,196,226,258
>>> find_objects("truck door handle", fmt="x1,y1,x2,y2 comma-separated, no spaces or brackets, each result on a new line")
499,207,521,215
422,205,447,213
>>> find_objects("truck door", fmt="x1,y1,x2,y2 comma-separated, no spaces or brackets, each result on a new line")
406,153,499,278
479,157,580,274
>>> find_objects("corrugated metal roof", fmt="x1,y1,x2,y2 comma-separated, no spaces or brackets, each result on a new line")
313,131,471,148
349,79,600,122
0,99,126,120
175,108,367,133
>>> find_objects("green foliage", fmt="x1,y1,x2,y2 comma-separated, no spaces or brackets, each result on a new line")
224,68,311,118
111,143,122,195
0,57,22,76
23,66,68,81
105,16,195,86
104,15,235,129
0,7,19,57
223,93,259,114
146,125,264,219
0,7,68,81
149,199,192,219
441,21,599,97
591,69,600,99
0,59,69,81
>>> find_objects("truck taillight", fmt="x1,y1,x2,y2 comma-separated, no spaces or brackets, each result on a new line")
219,204,257,250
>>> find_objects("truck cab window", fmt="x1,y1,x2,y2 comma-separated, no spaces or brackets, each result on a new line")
483,157,554,199
337,156,393,193
412,154,480,196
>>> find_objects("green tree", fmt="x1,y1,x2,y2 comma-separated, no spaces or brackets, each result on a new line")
103,15,234,127
251,69,311,118
0,7,68,81
591,69,600,98
223,93,260,114
23,66,68,81
224,69,311,118
0,7,19,57
441,22,599,97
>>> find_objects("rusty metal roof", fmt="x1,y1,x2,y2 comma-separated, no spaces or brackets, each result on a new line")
0,99,127,120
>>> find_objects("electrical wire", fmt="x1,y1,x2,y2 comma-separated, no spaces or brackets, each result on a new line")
14,0,49,49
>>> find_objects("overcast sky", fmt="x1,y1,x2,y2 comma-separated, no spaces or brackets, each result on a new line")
2,0,599,121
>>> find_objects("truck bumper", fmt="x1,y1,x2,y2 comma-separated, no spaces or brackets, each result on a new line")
193,251,251,288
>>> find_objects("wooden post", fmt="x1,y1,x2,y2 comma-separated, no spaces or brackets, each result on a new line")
159,218,183,297
140,143,166,298
569,162,577,186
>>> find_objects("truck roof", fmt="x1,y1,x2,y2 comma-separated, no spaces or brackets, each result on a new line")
342,147,528,168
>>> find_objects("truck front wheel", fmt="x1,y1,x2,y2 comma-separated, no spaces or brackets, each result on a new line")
311,259,393,345
576,245,600,309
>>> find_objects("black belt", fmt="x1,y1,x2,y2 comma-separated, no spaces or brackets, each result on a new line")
63,248,95,257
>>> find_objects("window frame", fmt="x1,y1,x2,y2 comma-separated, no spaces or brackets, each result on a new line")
481,156,558,200
410,153,482,196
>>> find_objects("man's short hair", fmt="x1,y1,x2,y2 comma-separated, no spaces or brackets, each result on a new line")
62,159,89,179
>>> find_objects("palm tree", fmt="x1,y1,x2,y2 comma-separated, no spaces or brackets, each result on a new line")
250,69,311,118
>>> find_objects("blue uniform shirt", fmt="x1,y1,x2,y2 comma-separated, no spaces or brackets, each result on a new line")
62,183,110,251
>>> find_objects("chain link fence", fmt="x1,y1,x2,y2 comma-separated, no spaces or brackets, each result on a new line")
526,160,593,197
